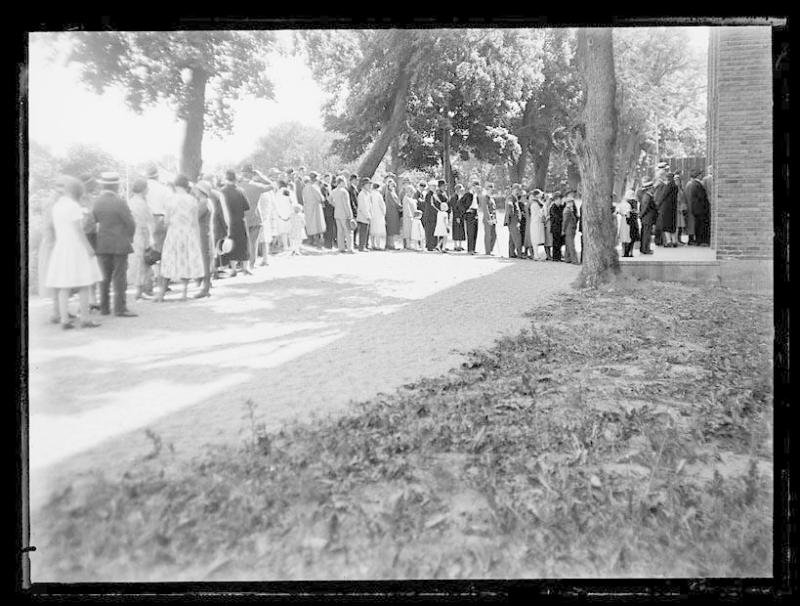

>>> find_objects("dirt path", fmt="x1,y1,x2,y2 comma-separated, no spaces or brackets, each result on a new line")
28,248,578,511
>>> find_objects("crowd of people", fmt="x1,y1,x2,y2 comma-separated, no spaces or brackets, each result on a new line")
36,160,713,330
618,163,713,256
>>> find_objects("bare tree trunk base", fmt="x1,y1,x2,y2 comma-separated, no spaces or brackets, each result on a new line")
574,253,620,289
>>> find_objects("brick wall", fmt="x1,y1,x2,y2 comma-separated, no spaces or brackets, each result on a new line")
708,26,773,260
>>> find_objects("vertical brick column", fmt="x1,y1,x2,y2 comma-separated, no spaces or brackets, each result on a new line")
708,26,773,261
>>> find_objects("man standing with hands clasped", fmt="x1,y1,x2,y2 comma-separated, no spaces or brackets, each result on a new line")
638,180,657,255
93,171,137,317
463,180,481,255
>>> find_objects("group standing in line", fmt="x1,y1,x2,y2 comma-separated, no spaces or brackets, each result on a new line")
38,160,713,330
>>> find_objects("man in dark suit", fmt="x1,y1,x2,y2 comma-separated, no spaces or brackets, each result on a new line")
686,169,711,246
652,169,669,246
422,180,443,251
504,184,523,258
638,181,657,255
92,171,136,316
549,191,565,261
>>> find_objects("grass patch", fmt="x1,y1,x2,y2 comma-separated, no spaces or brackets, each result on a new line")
33,280,773,581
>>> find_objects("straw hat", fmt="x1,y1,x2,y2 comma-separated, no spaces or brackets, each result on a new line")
97,171,120,186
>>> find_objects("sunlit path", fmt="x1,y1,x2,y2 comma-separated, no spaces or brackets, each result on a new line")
28,248,578,511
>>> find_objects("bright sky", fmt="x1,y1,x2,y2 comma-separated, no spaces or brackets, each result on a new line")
27,31,325,167
27,28,708,168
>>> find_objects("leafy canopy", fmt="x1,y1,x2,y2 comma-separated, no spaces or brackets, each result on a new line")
69,31,276,135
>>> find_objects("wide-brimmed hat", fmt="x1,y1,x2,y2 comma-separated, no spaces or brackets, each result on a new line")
97,171,120,186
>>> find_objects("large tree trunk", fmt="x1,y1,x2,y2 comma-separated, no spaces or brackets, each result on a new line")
442,123,453,196
356,52,415,179
573,28,619,289
510,98,536,185
510,152,528,185
179,68,207,182
531,138,552,190
613,129,642,200
390,137,402,176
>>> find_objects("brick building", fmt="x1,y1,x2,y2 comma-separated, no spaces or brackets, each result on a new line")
706,25,773,289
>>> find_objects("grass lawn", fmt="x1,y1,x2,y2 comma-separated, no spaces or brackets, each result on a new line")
32,278,773,581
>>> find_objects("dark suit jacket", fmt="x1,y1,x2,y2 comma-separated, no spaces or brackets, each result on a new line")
685,179,709,217
92,190,135,255
504,195,520,227
241,180,267,227
639,191,658,224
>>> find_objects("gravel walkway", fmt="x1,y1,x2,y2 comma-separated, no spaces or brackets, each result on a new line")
28,247,578,512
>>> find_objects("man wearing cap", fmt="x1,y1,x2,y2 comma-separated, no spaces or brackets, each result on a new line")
356,177,373,251
332,175,355,253
302,171,327,247
638,180,657,255
240,165,268,269
92,171,137,316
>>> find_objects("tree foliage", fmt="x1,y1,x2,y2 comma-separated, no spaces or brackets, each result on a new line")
299,29,546,182
612,28,707,194
244,121,348,175
68,31,276,179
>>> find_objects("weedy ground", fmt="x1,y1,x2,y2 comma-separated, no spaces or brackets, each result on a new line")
33,279,773,581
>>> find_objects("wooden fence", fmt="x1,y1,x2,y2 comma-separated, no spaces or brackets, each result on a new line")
662,156,707,177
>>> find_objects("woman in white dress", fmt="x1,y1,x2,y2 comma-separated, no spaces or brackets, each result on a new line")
369,183,387,250
529,193,547,260
257,181,276,266
617,190,634,257
156,175,205,301
401,185,416,249
37,187,63,323
126,178,155,300
44,176,102,330
273,181,293,252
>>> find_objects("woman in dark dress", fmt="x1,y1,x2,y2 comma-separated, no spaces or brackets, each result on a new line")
220,170,251,277
321,175,337,249
207,178,229,275
384,179,402,250
660,172,679,247
450,184,466,251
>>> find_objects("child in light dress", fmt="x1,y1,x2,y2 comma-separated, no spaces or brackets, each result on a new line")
289,204,306,255
411,209,425,250
434,201,450,253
